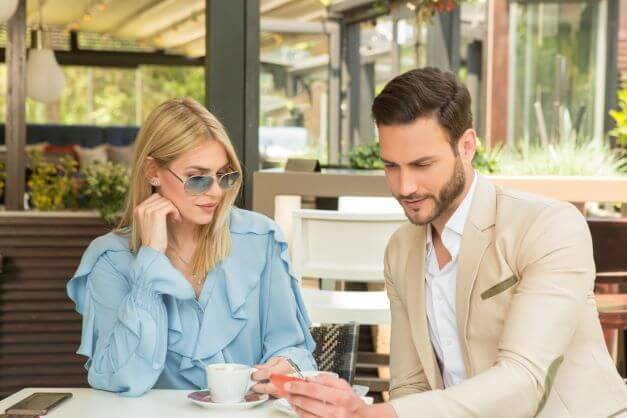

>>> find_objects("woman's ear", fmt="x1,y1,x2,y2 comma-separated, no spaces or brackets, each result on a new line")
145,156,158,183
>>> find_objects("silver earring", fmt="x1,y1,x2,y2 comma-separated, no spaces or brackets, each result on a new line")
150,178,159,186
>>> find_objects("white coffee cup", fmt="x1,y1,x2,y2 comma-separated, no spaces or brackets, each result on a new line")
205,363,258,404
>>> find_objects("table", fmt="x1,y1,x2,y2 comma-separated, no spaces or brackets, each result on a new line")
597,294,627,330
0,388,286,417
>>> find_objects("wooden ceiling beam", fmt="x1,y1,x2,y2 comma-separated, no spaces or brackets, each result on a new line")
141,8,204,43
169,32,204,53
26,0,49,26
0,47,204,67
261,0,293,14
106,0,166,35
154,26,205,49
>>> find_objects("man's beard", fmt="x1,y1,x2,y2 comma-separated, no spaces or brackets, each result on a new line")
398,157,466,226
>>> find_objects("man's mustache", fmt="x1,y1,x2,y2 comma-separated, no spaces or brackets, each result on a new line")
397,193,436,201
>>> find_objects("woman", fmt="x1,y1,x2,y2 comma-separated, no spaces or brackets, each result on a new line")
67,98,316,397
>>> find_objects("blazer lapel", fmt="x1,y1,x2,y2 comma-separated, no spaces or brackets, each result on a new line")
403,224,444,390
455,176,496,376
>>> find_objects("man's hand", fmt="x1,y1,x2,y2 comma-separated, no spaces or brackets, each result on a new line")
285,374,397,418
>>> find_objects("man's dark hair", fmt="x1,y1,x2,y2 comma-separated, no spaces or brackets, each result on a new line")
371,67,472,150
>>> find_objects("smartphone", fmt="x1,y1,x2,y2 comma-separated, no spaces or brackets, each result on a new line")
0,415,37,418
270,374,306,397
5,392,72,416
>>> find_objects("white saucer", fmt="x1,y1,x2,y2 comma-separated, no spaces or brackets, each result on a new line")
273,398,298,417
188,390,269,409
273,395,374,416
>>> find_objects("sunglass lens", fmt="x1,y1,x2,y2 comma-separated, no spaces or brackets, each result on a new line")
185,176,214,195
218,172,240,190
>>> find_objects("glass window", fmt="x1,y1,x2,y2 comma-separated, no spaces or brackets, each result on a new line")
259,31,329,167
508,1,607,145
358,15,423,144
0,64,205,126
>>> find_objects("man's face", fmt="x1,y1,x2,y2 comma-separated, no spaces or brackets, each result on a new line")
379,117,475,226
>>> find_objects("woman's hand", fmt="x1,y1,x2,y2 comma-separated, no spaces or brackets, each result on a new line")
251,357,297,397
134,193,182,252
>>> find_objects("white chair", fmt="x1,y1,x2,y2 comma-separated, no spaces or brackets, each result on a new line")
291,210,407,325
337,196,403,214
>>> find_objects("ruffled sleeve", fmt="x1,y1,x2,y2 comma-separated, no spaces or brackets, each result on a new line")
259,237,317,371
229,209,317,371
67,233,195,396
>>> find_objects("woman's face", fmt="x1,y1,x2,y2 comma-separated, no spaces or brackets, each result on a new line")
152,140,232,225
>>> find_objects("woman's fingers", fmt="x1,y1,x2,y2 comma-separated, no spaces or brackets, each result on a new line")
145,199,172,215
252,367,270,381
136,194,181,251
141,197,181,222
251,382,277,395
136,193,161,210
164,201,182,222
253,357,291,381
135,195,167,218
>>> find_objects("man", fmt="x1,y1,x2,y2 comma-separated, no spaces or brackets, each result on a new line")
284,67,627,417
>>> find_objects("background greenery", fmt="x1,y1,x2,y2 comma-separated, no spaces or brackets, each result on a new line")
82,161,130,225
347,141,384,170
27,152,82,211
346,138,625,177
26,151,130,225
497,140,625,176
609,86,627,148
0,65,204,126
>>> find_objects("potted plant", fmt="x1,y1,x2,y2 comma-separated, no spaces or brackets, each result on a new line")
27,151,83,211
347,141,384,170
497,140,625,177
81,161,130,226
348,138,503,173
472,139,502,174
609,86,627,149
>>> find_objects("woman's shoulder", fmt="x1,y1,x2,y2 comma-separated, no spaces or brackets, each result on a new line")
229,207,284,241
74,231,134,278
90,230,132,251
68,231,135,312
86,231,133,260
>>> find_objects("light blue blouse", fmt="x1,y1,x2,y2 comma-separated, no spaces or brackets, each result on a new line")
67,208,316,397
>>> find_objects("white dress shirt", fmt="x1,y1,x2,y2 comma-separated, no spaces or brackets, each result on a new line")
424,172,477,387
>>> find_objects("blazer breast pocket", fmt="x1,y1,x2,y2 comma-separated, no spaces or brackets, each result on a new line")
480,275,519,300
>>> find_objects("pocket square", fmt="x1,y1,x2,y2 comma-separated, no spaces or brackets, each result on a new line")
480,275,518,300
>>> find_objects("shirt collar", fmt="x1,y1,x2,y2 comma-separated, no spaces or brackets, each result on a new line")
446,171,478,236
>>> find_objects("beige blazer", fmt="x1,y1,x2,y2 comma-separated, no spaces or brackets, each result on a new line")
385,175,627,418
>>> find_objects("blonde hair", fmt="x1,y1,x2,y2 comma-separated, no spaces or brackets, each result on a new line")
116,97,243,278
